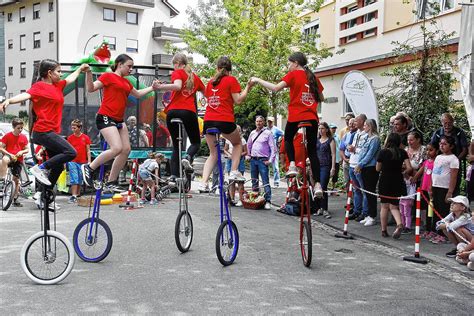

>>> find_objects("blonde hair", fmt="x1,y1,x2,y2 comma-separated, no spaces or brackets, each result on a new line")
172,53,194,91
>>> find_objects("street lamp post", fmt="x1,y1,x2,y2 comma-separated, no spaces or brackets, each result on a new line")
83,34,99,56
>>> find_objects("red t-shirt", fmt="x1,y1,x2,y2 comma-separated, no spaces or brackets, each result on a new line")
167,69,205,113
155,125,170,147
281,70,323,123
204,75,241,122
1,132,28,162
97,73,133,121
27,80,67,133
67,133,91,163
279,133,305,170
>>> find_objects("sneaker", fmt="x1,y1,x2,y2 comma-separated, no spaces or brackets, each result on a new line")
322,210,331,219
35,198,60,211
315,209,323,216
229,170,245,182
467,262,474,271
68,196,77,204
430,234,447,244
149,198,158,205
198,183,209,193
360,216,368,224
235,200,243,207
348,213,360,220
364,216,376,226
13,199,22,207
181,158,193,172
313,182,323,198
104,181,125,193
355,214,365,222
286,162,298,178
455,256,468,265
446,248,457,258
273,182,280,188
264,202,271,210
401,227,412,235
81,164,94,187
33,191,41,201
139,198,148,205
30,165,51,186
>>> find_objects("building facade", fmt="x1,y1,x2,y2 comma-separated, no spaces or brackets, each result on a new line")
0,0,180,115
301,0,462,129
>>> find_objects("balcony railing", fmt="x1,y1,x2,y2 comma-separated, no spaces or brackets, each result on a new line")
152,26,182,42
92,0,154,9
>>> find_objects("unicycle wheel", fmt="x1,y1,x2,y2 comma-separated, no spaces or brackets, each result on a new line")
73,217,113,263
174,211,193,253
20,230,75,285
215,220,239,266
300,220,312,267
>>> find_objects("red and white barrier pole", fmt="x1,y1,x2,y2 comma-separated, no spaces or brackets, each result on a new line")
403,188,428,264
121,159,140,210
335,180,354,239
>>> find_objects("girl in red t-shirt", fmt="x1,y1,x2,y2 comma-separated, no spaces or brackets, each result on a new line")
154,53,205,180
0,59,89,188
199,56,254,191
251,52,324,196
83,54,159,191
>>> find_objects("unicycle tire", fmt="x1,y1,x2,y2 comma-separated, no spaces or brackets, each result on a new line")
73,217,113,263
300,221,312,267
20,230,75,285
215,220,239,266
174,211,193,253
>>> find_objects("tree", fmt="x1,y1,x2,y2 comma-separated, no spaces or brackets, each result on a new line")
181,0,330,129
377,5,468,141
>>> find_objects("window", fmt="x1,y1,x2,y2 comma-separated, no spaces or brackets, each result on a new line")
8,39,13,50
364,0,376,5
49,32,54,42
8,67,13,76
20,90,26,105
20,63,26,78
19,6,25,23
126,11,138,24
348,4,358,13
303,19,320,47
416,0,455,19
33,3,40,19
103,36,116,50
49,1,54,12
7,13,12,22
103,8,116,21
364,11,377,23
33,32,41,49
343,96,354,115
20,35,26,51
347,34,357,43
363,28,377,37
348,18,357,28
126,39,138,53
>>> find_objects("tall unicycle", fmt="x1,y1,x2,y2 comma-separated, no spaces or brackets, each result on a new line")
20,186,75,284
73,140,113,262
172,118,194,253
299,122,313,267
207,127,240,266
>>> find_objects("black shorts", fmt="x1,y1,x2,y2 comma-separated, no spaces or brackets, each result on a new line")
8,160,22,178
96,114,124,130
203,121,236,135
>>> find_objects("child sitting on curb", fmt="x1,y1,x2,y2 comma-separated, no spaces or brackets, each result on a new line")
436,195,473,258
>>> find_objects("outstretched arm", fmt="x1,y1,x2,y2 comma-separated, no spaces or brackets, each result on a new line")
0,93,31,113
155,79,182,92
130,79,160,99
85,70,103,92
251,77,287,93
65,64,90,86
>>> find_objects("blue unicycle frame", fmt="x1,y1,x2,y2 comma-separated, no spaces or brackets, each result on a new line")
208,128,239,266
73,140,113,262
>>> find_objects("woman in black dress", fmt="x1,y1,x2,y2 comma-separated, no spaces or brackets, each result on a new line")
376,133,413,239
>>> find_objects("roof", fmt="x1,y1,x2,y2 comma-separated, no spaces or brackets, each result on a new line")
162,0,179,17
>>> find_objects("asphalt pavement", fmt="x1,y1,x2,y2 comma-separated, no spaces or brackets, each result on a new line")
0,180,473,314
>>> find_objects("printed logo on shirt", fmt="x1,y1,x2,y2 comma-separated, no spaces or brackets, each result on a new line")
433,166,443,175
182,89,192,98
207,89,220,109
301,84,315,106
